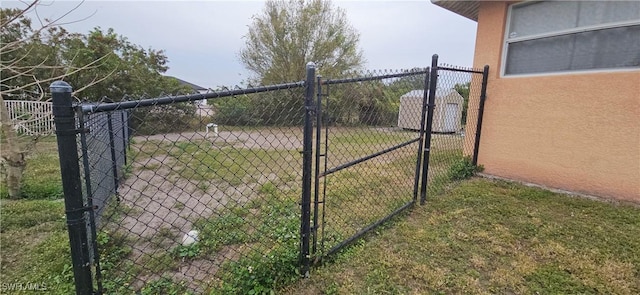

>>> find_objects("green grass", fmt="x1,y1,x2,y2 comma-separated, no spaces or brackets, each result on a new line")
8,128,635,294
283,178,640,294
0,136,62,199
208,186,301,294
130,139,300,187
0,199,74,294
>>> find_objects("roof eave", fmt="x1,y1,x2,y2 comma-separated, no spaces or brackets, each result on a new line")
431,0,479,22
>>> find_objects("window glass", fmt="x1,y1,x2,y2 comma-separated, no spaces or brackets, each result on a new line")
505,25,640,75
509,2,577,38
509,1,640,39
578,2,640,28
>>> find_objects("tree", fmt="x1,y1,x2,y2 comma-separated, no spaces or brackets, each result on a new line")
239,0,364,84
1,1,189,198
1,2,112,199
230,0,364,127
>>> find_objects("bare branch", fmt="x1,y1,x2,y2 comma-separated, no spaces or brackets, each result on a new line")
0,0,38,28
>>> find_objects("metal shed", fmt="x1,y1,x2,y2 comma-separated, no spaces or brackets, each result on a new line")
397,89,464,133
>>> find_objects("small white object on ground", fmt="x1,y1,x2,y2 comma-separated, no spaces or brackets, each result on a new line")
206,123,219,137
182,230,199,246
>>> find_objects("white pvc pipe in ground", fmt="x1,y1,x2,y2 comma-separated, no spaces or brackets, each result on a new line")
206,123,218,137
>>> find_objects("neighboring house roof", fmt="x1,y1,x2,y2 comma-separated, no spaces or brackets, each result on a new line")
165,76,208,92
431,0,479,21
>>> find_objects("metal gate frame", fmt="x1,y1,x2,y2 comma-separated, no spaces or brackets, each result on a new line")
297,62,433,275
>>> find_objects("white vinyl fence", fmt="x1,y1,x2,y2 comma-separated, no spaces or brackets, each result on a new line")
3,100,54,136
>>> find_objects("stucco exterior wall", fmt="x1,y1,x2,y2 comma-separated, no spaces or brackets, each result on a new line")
469,1,640,202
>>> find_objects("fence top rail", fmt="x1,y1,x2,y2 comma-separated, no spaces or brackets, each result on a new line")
322,69,429,85
437,64,484,74
80,80,305,113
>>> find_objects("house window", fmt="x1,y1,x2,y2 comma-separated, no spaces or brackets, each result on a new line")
503,1,640,75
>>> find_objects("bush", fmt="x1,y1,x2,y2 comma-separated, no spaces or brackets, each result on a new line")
213,95,261,126
213,92,304,126
447,156,484,181
130,102,198,135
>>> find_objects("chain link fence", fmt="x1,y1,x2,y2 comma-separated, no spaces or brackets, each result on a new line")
53,55,488,294
79,108,129,222
423,63,488,198
85,83,307,294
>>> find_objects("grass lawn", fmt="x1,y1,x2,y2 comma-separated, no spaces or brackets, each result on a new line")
0,136,62,199
284,178,640,295
0,199,75,294
2,129,638,294
2,178,637,294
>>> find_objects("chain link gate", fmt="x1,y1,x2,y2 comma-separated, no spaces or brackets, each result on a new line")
54,55,488,294
304,54,489,267
307,68,431,263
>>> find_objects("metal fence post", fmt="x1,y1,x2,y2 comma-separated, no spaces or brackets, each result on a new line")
106,112,119,199
51,81,94,294
121,110,128,166
472,65,490,166
300,62,316,277
312,75,323,256
412,67,431,201
420,55,439,205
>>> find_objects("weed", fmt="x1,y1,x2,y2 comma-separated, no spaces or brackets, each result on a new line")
215,243,299,295
192,186,302,294
141,252,179,274
97,230,137,294
196,181,210,192
173,201,186,210
195,211,253,255
145,226,177,248
140,277,192,295
174,243,201,259
140,162,161,171
259,181,277,196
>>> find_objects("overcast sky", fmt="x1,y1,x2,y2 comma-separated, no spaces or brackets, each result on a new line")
7,0,477,88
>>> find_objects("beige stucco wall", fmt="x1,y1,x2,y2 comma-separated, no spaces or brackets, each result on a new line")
468,1,640,202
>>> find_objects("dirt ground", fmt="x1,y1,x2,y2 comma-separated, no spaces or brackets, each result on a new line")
105,128,301,291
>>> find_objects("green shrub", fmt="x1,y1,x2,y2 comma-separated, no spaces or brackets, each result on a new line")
447,156,483,181
213,95,263,126
130,102,198,135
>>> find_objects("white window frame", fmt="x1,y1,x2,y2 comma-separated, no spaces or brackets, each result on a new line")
500,1,640,77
